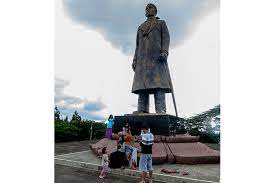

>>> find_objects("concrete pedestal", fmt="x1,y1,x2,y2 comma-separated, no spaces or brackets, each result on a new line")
113,114,185,136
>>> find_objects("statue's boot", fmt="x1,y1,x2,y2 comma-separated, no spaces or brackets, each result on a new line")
154,89,166,113
133,92,149,114
132,110,149,115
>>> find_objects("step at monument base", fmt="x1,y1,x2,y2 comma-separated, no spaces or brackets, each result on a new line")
90,136,220,165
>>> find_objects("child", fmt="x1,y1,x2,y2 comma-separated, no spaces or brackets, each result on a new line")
130,147,138,170
106,115,114,139
122,123,131,135
125,132,134,146
118,132,125,145
99,147,109,179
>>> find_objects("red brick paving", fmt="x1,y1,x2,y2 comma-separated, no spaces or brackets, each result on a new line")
90,134,220,165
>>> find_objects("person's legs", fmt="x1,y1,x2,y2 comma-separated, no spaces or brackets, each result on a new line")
141,171,147,183
139,154,148,183
102,168,107,177
147,154,154,182
107,128,112,139
149,171,153,183
106,128,109,139
154,89,166,113
131,148,138,170
99,168,104,178
137,92,149,113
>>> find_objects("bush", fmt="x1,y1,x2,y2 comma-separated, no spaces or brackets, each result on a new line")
55,121,80,142
76,121,92,140
198,132,220,144
91,123,106,139
54,108,107,142
176,121,220,144
55,120,107,142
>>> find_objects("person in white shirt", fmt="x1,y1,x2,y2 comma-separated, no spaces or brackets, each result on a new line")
139,125,154,183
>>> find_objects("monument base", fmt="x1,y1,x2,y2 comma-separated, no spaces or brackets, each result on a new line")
113,114,185,136
90,134,220,165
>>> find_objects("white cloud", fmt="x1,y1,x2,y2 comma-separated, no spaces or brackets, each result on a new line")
63,0,219,55
55,0,219,119
54,77,107,120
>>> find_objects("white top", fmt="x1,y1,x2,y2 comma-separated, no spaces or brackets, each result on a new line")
141,131,154,145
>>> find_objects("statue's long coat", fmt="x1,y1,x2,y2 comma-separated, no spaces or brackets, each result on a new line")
131,18,172,94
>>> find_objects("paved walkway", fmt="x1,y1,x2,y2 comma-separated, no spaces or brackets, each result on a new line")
55,140,143,183
55,140,220,182
56,150,219,182
55,140,95,155
55,164,141,183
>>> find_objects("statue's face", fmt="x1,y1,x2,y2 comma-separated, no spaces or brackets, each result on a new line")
145,4,156,17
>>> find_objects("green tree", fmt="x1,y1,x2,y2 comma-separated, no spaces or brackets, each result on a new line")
54,111,106,142
55,121,79,142
71,110,81,123
54,106,61,122
64,116,68,123
180,105,220,143
91,122,107,139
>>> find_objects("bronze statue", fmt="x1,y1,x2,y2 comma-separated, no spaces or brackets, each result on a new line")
132,3,173,114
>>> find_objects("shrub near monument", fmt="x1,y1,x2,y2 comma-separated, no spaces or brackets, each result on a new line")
54,107,106,142
55,119,106,142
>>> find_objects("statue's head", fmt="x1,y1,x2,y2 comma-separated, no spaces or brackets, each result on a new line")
145,3,157,17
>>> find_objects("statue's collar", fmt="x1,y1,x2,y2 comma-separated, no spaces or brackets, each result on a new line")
138,16,160,36
146,16,159,21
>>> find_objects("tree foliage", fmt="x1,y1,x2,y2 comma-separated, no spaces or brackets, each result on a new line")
178,105,220,143
54,108,107,142
55,121,79,142
71,110,81,123
91,122,107,140
54,106,61,122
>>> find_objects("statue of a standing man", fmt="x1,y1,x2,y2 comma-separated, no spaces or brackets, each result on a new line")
132,3,172,114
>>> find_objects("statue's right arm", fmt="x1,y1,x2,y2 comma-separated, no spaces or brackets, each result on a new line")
132,30,139,71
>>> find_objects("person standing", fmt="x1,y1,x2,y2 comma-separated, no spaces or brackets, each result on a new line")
122,122,131,135
106,115,114,139
139,124,154,183
99,147,109,179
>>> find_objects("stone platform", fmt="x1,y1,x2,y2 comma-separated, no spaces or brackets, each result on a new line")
113,114,185,136
90,134,220,165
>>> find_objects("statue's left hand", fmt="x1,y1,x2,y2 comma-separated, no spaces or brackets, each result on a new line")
158,52,168,62
132,60,137,71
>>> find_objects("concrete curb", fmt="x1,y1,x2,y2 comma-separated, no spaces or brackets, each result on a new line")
55,157,218,183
